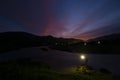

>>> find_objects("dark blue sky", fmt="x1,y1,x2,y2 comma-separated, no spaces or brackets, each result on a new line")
0,0,120,40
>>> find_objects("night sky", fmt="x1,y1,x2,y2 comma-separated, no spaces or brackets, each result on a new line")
0,0,120,40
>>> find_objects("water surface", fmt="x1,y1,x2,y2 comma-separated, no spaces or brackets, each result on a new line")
0,47,120,75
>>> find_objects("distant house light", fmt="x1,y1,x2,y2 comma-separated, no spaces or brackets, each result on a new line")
55,43,58,45
84,42,87,46
98,41,101,44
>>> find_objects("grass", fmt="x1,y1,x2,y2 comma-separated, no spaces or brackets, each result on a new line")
0,60,119,80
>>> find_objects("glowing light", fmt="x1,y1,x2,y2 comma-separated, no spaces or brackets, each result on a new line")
84,43,87,46
98,41,101,44
80,55,86,60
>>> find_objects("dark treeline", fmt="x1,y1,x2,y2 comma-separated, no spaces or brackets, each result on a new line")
0,31,120,54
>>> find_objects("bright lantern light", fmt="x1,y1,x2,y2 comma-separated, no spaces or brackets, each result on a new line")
81,55,86,60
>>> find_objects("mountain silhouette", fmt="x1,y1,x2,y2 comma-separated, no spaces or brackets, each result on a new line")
0,31,82,53
88,33,120,41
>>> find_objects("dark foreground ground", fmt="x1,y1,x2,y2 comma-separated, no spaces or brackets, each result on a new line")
0,59,119,80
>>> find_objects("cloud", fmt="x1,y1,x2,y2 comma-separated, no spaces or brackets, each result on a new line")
73,23,120,40
0,0,120,40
